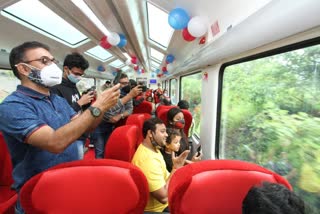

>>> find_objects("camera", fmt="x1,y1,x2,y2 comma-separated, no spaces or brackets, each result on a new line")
139,85,147,92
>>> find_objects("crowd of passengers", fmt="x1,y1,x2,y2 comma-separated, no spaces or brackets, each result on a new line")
0,41,305,214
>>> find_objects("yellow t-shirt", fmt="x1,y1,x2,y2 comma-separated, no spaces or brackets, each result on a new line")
132,144,169,212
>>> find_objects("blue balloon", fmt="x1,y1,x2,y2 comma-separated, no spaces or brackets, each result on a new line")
112,71,117,76
155,69,160,74
166,54,175,63
168,8,190,30
97,65,105,72
117,33,127,48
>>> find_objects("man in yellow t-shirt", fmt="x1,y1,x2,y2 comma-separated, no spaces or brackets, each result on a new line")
132,118,189,212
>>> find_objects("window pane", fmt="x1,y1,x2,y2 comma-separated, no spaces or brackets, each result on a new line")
150,48,164,62
0,69,19,103
2,0,89,47
146,2,174,48
85,46,113,62
220,44,320,212
181,73,202,137
109,59,124,68
169,78,177,105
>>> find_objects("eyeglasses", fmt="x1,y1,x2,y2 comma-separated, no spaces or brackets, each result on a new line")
119,81,129,85
23,56,59,66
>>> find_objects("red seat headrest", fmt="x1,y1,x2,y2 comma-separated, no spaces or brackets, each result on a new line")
168,160,292,214
20,159,149,214
104,125,138,162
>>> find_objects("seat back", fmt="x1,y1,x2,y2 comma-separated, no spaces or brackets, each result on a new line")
133,101,153,114
20,159,149,214
0,132,13,186
126,114,151,148
0,132,18,214
157,106,175,126
104,125,138,162
181,109,193,137
168,160,292,214
155,105,174,117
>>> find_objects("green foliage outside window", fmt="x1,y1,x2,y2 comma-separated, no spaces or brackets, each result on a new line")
220,44,320,213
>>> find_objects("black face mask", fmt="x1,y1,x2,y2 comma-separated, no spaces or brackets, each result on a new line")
121,85,131,95
150,133,162,149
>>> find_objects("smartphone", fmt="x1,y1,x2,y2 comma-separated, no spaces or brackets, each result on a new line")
196,145,201,157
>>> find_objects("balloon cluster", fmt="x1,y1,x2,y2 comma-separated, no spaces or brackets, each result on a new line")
168,8,208,42
100,33,127,49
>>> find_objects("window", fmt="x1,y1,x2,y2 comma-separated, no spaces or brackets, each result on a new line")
85,46,113,62
169,78,177,105
219,43,320,212
1,0,89,47
0,69,19,103
180,73,202,137
150,48,164,62
146,2,174,48
109,59,124,68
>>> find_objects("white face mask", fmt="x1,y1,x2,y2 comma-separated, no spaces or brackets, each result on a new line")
22,63,63,87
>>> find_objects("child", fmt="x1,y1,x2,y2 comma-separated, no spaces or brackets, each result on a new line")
161,128,182,172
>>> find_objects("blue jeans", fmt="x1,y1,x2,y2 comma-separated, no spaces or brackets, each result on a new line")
94,121,114,159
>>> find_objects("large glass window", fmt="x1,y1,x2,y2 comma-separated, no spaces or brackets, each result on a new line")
169,78,177,105
180,72,202,137
0,69,19,103
2,0,89,47
220,43,320,212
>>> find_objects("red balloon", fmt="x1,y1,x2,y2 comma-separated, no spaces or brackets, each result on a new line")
131,58,137,64
134,65,139,71
162,66,167,72
182,28,196,42
100,36,112,49
141,69,145,73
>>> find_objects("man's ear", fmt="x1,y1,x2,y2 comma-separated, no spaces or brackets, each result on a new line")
147,130,153,138
16,64,29,77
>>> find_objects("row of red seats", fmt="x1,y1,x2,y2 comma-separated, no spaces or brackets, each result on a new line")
17,159,292,214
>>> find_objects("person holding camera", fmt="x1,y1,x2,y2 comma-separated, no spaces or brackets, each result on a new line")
94,72,142,158
51,52,94,158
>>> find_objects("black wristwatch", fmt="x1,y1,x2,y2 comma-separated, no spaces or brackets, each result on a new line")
88,106,101,117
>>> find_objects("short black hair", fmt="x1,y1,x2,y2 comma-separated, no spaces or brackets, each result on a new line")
177,100,189,110
105,80,111,84
166,128,181,144
63,52,89,71
242,182,305,214
9,41,50,79
142,117,165,138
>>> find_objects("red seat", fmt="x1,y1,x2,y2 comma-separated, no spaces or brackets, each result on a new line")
157,106,175,125
181,109,193,137
155,105,174,117
133,101,153,114
126,114,151,148
0,132,17,214
168,160,292,214
20,159,149,214
104,125,138,162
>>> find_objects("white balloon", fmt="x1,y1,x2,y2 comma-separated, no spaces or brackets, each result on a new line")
187,16,209,38
125,59,131,65
107,32,120,46
167,63,174,72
